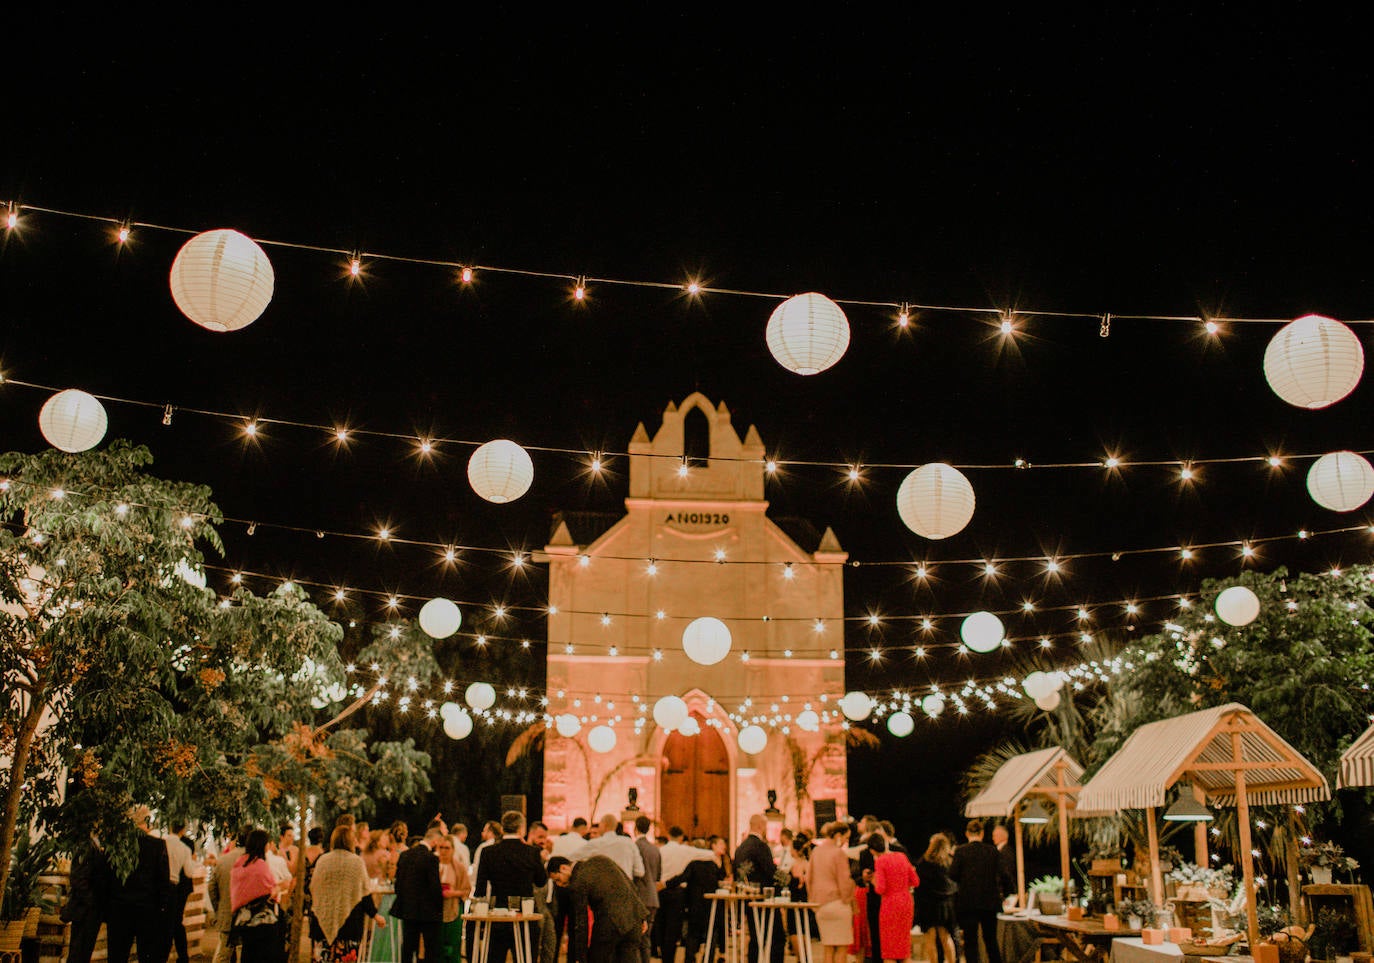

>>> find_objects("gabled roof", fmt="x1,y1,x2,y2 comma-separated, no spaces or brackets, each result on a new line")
1338,719,1374,789
548,511,623,546
965,747,1085,818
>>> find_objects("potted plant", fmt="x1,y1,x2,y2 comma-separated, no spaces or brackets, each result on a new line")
1168,861,1236,900
1310,907,1359,961
1030,876,1065,916
1300,842,1360,885
1089,842,1124,874
1124,899,1158,931
1,828,56,953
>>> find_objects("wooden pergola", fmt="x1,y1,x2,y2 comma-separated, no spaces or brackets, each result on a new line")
965,746,1092,907
1078,703,1329,950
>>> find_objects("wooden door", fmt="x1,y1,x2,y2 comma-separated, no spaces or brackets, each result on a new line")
660,712,731,838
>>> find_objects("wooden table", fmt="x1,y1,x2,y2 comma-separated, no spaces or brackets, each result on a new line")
705,892,756,963
466,910,545,963
1030,915,1143,962
750,901,820,963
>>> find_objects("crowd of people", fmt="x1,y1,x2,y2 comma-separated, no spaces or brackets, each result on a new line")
59,807,1021,963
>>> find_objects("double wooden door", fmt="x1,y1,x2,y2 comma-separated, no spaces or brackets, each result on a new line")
660,711,730,838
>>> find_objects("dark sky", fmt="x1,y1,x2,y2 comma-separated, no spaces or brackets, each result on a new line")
3,11,1372,840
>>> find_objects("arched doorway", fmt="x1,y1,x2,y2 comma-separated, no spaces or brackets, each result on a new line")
660,712,730,838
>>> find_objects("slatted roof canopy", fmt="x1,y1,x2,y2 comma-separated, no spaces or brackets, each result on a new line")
1077,702,1330,812
1338,718,1374,789
965,746,1086,817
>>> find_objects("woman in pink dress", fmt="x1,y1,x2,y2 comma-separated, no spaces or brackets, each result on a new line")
870,835,919,963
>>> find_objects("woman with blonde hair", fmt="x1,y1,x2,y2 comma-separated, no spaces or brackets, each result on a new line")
435,834,472,963
310,825,388,963
914,834,957,963
808,822,857,963
361,829,394,881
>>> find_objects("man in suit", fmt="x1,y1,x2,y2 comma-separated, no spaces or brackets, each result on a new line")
631,817,661,963
106,806,173,963
62,838,114,963
207,829,247,963
476,811,549,963
549,855,649,963
992,823,1016,902
733,814,782,963
949,819,1004,963
392,825,445,963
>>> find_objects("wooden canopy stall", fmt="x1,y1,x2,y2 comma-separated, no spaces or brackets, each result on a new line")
1077,703,1329,951
965,746,1092,907
1337,719,1374,788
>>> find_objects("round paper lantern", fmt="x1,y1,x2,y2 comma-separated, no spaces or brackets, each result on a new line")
1215,585,1261,627
175,558,207,589
682,617,732,666
679,716,701,737
419,598,463,639
839,691,874,721
169,229,275,332
1264,314,1364,409
653,696,689,731
443,710,474,740
765,293,850,375
897,464,976,539
796,709,820,732
440,701,462,722
1034,691,1062,712
467,440,535,504
922,693,946,718
961,611,1005,653
587,725,617,753
1307,451,1374,512
737,725,768,755
887,711,915,737
555,713,582,738
39,389,108,453
465,682,496,711
1023,672,1054,700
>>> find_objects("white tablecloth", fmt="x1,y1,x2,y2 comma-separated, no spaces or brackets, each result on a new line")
1112,937,1184,963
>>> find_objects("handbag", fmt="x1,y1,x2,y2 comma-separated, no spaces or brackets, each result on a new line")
231,894,281,940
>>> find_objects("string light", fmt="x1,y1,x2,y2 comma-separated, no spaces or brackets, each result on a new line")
460,267,474,284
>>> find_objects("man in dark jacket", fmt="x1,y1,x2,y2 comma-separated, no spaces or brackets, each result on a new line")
992,824,1016,902
631,816,661,963
549,855,649,963
392,825,445,963
62,839,114,963
106,807,172,963
476,811,549,963
949,819,1004,963
733,815,782,963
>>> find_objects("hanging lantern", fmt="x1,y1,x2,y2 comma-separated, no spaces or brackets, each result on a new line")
765,292,850,375
796,710,820,732
38,389,108,453
960,611,1005,653
922,693,946,718
737,725,768,755
1023,671,1054,700
587,725,617,753
896,463,976,539
1264,314,1364,409
467,440,535,503
555,714,582,738
440,701,462,722
174,558,207,589
679,716,701,737
1215,585,1261,626
887,711,915,737
465,682,496,711
1307,451,1374,512
653,695,689,730
419,598,463,639
169,229,275,332
839,691,874,721
443,710,474,740
1034,691,1062,712
682,616,732,666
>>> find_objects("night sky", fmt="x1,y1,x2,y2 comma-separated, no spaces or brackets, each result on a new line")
3,12,1372,851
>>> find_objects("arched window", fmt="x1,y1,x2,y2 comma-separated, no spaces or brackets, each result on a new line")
683,405,711,467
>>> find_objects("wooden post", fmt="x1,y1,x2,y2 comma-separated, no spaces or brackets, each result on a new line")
1145,806,1164,905
1193,782,1209,866
1015,811,1027,908
1058,764,1072,900
1233,729,1261,951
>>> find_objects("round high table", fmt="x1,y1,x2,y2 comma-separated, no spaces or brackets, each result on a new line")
466,909,544,963
704,892,756,963
750,900,820,963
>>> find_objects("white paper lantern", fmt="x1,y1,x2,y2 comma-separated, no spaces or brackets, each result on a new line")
653,695,689,730
440,701,462,722
961,611,1005,653
1264,314,1364,409
737,724,768,755
765,293,850,375
887,711,915,737
1023,672,1054,700
443,710,474,740
39,389,108,453
922,693,946,718
682,617,733,666
796,710,820,732
1034,691,1062,712
467,440,535,503
555,713,582,738
465,682,496,711
587,725,617,753
1307,451,1374,512
419,598,463,639
839,691,874,721
175,558,207,589
1215,585,1261,627
896,463,976,539
169,229,275,332
679,716,701,737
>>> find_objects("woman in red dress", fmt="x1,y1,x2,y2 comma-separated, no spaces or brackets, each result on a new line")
870,836,919,963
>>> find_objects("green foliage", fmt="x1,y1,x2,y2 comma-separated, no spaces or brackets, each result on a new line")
2,826,56,922
1310,906,1359,959
1029,874,1064,895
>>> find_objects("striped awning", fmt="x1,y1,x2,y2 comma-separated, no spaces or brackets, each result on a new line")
965,747,1085,818
1077,702,1330,813
1338,719,1374,789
